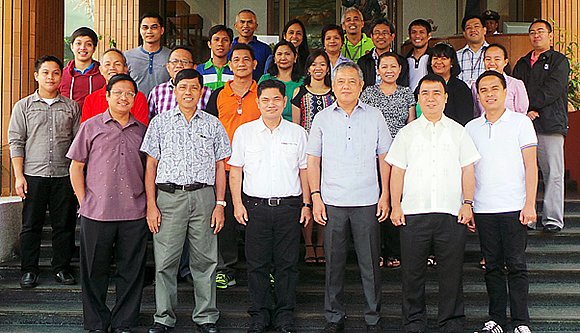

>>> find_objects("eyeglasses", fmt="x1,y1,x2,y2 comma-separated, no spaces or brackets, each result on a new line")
168,59,194,66
141,24,160,31
529,30,548,36
110,90,136,98
373,32,392,37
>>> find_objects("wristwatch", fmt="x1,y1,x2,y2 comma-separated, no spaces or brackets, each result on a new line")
216,200,227,207
463,199,474,207
303,203,313,209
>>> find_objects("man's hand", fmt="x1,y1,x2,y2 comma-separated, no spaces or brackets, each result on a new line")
312,195,327,226
376,193,390,222
211,205,225,234
520,203,537,226
234,203,248,226
15,176,27,199
466,219,476,233
147,204,162,233
300,206,312,227
527,111,540,121
390,205,405,226
457,204,473,225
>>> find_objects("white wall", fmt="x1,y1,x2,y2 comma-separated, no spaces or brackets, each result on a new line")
401,0,458,39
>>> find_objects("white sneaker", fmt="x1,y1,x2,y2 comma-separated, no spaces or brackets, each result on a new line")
514,325,532,333
474,320,503,333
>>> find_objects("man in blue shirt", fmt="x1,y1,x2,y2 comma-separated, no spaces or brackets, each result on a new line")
230,9,271,82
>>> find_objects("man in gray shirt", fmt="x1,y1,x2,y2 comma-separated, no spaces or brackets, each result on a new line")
125,13,171,98
307,62,392,333
8,55,81,289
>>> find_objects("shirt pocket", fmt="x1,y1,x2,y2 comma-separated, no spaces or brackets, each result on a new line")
54,109,74,138
280,143,299,166
244,146,263,173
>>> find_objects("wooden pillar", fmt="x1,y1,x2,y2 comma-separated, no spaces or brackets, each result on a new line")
0,0,63,196
93,0,140,55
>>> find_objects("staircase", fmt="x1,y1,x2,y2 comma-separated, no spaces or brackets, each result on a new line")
1,196,579,332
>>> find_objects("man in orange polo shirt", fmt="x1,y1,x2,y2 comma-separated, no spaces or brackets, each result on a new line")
82,48,149,125
206,42,261,289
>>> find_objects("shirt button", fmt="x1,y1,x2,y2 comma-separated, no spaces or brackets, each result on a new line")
121,140,125,144
49,128,52,131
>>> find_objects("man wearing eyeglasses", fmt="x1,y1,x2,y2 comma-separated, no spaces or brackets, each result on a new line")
68,74,149,333
125,13,171,98
148,46,212,120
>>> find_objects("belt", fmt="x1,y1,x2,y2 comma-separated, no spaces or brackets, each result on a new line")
245,195,302,207
156,182,211,193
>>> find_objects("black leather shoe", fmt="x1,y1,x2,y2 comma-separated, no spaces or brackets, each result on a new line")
279,324,297,333
247,322,265,333
148,322,173,333
54,270,76,285
20,272,38,288
197,323,219,333
367,324,383,332
543,224,562,233
113,328,132,333
88,330,108,333
320,321,345,333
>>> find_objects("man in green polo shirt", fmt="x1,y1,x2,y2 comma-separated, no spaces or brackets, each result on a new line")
341,8,374,62
197,25,235,90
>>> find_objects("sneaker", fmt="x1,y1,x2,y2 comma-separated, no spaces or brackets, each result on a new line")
216,273,236,289
514,325,532,333
474,320,503,333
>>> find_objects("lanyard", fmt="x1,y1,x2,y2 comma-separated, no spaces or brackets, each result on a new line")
345,41,363,60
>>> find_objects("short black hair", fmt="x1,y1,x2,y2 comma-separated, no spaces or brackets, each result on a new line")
174,68,204,86
476,70,507,91
530,19,552,33
71,27,98,45
427,42,461,78
208,25,234,42
257,79,286,97
169,46,194,61
378,52,404,67
408,19,432,35
229,42,255,61
370,18,395,35
484,43,508,59
35,55,64,72
303,49,332,87
102,48,127,66
106,73,138,94
417,74,448,94
462,15,485,31
321,24,345,45
268,40,303,82
139,13,164,28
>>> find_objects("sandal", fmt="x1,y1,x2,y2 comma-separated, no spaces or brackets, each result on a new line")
386,257,401,269
480,258,486,270
304,245,317,264
427,255,437,267
316,245,326,263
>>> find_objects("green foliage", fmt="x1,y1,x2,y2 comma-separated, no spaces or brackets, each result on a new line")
98,34,117,48
553,22,580,110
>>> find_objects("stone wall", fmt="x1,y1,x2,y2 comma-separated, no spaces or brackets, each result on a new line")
0,197,22,262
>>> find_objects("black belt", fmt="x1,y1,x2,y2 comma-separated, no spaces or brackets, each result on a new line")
157,182,211,193
245,195,302,207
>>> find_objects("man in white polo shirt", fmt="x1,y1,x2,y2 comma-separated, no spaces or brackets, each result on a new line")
466,71,537,333
387,74,480,333
229,79,311,333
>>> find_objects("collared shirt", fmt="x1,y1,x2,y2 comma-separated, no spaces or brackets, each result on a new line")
465,110,537,214
341,33,374,62
471,73,529,117
197,60,234,90
306,101,393,207
230,36,273,81
66,111,147,221
386,114,481,216
8,91,81,177
74,62,95,75
406,50,430,92
82,86,149,125
458,41,489,86
140,106,231,185
147,80,212,120
124,46,171,97
330,54,355,75
228,118,308,198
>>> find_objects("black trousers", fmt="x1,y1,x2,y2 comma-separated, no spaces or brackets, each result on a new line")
245,196,301,328
475,212,529,327
324,205,382,326
80,216,149,330
400,213,467,333
20,175,77,274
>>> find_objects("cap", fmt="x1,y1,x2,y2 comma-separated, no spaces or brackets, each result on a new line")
483,10,500,22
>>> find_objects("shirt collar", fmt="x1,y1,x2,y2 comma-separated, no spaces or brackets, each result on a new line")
257,116,285,133
139,45,163,55
482,108,512,125
345,33,369,47
204,58,230,70
73,62,95,75
418,113,451,128
332,100,366,115
224,80,258,97
169,105,203,121
32,90,64,103
102,109,139,128
461,41,489,54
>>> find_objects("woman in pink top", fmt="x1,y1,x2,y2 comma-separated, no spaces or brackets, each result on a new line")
472,43,529,117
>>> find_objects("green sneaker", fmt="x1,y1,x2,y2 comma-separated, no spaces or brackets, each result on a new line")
216,272,236,289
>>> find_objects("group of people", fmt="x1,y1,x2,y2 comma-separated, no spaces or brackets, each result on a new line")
7,5,570,333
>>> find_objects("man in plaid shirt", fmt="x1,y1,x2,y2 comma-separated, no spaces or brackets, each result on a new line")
457,15,489,86
148,46,212,120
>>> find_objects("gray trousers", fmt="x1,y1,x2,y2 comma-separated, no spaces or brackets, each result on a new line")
324,205,381,325
153,187,219,327
536,133,565,229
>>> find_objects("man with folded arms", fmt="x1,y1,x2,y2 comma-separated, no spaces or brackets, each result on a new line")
141,69,231,333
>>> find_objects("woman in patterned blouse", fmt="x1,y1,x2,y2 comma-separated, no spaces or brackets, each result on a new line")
290,50,335,264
